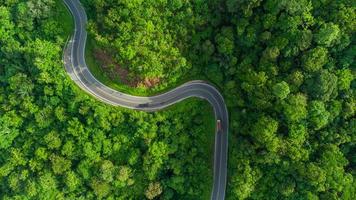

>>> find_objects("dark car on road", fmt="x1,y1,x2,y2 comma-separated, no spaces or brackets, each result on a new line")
138,103,149,108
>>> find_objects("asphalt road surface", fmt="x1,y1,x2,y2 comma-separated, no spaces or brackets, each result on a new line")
63,0,229,199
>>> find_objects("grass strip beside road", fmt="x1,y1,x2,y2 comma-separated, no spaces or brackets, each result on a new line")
56,0,74,41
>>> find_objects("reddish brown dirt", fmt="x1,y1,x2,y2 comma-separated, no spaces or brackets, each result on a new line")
93,49,160,88
139,77,161,88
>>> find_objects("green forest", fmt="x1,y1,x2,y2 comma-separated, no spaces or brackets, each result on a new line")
1,0,355,199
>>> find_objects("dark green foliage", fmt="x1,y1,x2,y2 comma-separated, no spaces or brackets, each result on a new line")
305,69,338,101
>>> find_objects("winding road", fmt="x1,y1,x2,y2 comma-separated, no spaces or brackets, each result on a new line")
63,0,229,199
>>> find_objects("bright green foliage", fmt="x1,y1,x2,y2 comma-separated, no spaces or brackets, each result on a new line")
0,0,354,199
65,171,81,191
283,94,308,123
230,162,261,200
285,123,310,161
0,112,21,149
39,172,58,196
90,178,111,198
0,1,213,199
99,160,115,182
272,81,290,99
44,131,62,150
287,70,304,92
337,69,354,90
302,47,328,72
85,0,194,81
251,115,280,152
262,46,280,61
35,148,48,160
308,101,330,130
215,27,235,55
315,23,341,47
116,166,133,187
50,155,71,175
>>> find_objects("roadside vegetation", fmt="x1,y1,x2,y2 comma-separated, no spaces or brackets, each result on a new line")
0,0,213,199
83,0,356,199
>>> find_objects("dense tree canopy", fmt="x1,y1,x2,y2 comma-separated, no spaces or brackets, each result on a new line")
84,0,355,199
0,0,213,199
0,0,355,199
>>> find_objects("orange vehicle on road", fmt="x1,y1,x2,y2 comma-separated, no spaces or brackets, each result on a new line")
217,120,222,131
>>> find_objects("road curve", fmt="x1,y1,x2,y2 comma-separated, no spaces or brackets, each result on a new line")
62,0,229,199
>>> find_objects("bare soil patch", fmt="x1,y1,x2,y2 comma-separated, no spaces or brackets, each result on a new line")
93,49,160,88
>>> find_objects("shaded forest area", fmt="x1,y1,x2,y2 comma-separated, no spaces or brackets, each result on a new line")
0,0,214,199
84,0,355,199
